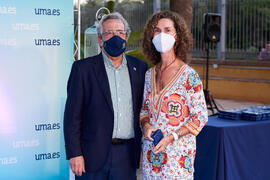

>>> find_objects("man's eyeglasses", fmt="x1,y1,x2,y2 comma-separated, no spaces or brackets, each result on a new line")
102,30,127,37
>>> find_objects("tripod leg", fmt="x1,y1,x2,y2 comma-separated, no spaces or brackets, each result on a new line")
209,98,215,114
204,90,214,114
204,89,219,115
210,95,219,111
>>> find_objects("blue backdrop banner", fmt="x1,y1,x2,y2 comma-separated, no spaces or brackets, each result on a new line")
0,0,73,179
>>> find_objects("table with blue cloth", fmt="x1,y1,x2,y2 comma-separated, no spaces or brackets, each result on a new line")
194,116,270,180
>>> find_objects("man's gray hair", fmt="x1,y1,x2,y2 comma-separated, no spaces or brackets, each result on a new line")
96,12,131,38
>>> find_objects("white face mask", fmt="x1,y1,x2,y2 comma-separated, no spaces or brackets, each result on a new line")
152,32,176,53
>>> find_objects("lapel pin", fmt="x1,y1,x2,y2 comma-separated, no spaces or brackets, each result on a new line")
133,67,136,71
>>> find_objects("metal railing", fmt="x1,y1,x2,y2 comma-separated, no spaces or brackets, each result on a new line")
77,0,270,60
192,0,270,60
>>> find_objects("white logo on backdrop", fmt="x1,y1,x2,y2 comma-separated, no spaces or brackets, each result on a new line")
13,139,40,149
0,157,18,165
0,38,16,46
12,23,39,31
0,6,16,15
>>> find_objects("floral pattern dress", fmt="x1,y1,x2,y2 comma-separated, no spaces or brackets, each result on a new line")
140,64,208,180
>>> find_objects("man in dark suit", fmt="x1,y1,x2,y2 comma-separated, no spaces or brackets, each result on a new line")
64,12,148,180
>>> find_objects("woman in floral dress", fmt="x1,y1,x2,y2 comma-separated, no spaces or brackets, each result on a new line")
140,11,208,180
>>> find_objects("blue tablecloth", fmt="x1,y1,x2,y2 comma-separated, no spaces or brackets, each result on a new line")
194,116,270,180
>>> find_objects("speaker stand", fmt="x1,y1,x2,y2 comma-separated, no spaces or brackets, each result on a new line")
204,42,219,115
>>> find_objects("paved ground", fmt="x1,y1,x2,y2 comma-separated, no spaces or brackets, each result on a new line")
136,98,269,179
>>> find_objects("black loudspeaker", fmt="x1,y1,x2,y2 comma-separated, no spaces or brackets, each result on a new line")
204,13,221,43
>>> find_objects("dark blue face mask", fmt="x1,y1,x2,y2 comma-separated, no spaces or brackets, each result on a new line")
103,35,127,57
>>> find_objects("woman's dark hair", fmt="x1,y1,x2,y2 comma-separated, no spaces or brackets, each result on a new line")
142,11,193,64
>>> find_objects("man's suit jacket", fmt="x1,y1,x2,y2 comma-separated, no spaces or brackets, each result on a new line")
64,53,148,172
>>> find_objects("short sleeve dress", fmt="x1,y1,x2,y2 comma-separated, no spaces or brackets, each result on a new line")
140,64,208,180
